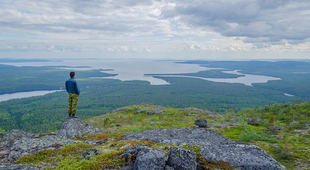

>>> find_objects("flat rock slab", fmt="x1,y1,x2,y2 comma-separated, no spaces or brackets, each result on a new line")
123,128,286,170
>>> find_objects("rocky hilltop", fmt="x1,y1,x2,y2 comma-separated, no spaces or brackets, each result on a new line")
0,113,286,170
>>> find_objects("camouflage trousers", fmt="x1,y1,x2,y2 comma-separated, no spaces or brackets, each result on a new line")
68,93,79,115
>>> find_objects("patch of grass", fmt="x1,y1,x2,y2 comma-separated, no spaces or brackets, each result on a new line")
85,103,309,170
81,132,125,141
86,104,212,133
239,128,275,142
17,143,93,164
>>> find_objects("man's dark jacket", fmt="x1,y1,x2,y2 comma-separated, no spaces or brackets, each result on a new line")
65,78,80,95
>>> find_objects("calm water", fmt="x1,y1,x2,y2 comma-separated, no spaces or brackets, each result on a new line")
155,70,281,86
0,90,63,102
1,60,211,85
1,59,281,86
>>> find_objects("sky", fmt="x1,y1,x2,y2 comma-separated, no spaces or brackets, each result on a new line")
0,0,309,60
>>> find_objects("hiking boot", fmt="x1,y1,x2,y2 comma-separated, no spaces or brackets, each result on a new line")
69,114,72,117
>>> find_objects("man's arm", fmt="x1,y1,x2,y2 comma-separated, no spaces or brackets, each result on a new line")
65,81,69,92
75,82,80,95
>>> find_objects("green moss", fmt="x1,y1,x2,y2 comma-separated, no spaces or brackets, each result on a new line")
81,132,125,141
17,143,93,164
86,104,211,133
83,103,309,170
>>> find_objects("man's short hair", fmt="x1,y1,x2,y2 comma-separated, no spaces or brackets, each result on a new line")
70,72,75,78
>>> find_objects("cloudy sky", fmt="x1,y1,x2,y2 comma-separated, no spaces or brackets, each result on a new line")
0,0,309,60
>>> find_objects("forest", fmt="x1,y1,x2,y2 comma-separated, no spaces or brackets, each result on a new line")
0,60,309,133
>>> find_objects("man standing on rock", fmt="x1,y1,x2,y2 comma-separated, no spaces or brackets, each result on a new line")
65,71,80,118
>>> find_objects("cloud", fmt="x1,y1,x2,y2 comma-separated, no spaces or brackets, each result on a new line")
0,0,309,59
161,0,310,42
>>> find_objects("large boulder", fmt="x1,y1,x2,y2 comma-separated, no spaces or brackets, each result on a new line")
123,128,286,170
57,117,104,138
133,146,166,170
167,147,197,170
0,130,40,164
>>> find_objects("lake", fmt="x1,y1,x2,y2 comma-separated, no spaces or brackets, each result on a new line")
0,90,63,102
0,59,281,86
155,70,281,86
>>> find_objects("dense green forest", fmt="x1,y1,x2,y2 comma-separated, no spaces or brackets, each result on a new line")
0,60,309,133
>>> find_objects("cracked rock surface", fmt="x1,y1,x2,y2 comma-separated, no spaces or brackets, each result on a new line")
123,128,286,170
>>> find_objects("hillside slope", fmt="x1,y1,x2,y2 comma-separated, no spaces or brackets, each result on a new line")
0,103,309,170
86,103,310,170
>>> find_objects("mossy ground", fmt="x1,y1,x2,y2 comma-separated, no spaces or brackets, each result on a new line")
86,105,222,132
17,135,235,170
16,103,310,170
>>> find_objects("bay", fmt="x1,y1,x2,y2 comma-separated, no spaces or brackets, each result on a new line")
0,90,63,102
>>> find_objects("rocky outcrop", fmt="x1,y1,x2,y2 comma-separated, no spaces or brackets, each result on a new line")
123,128,286,170
0,130,38,149
7,135,78,161
0,117,105,164
133,146,165,170
120,146,195,170
167,147,197,170
0,116,287,170
57,117,104,138
0,164,40,170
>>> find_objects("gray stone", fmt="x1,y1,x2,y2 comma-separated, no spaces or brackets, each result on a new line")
167,147,197,170
186,113,198,116
194,119,207,128
133,146,165,170
0,164,40,170
0,130,37,149
57,117,104,138
7,135,78,161
82,148,100,160
123,128,286,170
165,165,174,170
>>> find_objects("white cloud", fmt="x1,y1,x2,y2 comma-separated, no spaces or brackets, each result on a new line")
0,0,309,59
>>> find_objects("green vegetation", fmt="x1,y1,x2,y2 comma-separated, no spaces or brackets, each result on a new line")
1,61,310,133
86,103,309,170
14,102,310,170
217,102,310,170
17,133,236,170
0,64,115,94
87,105,211,132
